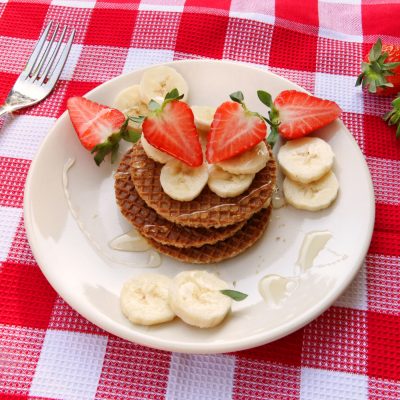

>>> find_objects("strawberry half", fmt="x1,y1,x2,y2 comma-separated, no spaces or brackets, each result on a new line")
67,97,139,165
142,90,203,167
206,92,267,163
258,90,341,142
356,38,400,96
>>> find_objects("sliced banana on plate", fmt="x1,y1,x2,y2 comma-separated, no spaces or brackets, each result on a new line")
120,274,175,326
169,270,232,328
208,165,254,198
283,170,339,211
141,135,172,164
217,141,269,175
160,159,208,201
278,137,334,184
191,105,216,131
140,66,189,104
113,84,148,133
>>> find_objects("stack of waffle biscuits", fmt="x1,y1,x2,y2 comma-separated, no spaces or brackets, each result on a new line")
114,141,276,264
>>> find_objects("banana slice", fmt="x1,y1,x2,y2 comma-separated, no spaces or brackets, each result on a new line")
140,66,189,104
113,84,148,133
160,159,208,201
217,141,270,175
283,171,339,211
141,135,172,164
191,105,216,131
278,137,334,184
208,165,254,198
169,270,232,328
120,274,175,326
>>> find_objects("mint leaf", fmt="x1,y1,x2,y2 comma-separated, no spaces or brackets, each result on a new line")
220,289,248,301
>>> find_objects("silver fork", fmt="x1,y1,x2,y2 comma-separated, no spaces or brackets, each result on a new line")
0,21,75,118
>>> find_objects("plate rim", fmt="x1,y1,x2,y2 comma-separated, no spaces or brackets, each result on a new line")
23,59,375,353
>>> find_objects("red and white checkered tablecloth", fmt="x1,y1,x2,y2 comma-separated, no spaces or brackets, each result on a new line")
0,0,399,399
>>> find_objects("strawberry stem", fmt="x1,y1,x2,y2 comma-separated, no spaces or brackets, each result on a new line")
356,38,400,93
383,94,400,139
91,118,141,166
257,90,280,148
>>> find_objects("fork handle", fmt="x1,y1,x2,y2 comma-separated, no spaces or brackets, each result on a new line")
0,105,9,118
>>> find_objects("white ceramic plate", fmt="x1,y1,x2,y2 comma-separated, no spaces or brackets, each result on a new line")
24,60,374,354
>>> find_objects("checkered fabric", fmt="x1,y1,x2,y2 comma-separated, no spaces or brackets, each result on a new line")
0,0,399,399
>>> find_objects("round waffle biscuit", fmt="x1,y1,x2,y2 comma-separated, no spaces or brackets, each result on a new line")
130,141,276,228
115,149,245,248
147,206,272,264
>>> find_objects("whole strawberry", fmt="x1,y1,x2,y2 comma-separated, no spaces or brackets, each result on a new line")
356,38,400,96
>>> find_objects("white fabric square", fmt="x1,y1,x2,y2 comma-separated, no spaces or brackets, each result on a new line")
60,44,83,81
0,206,22,262
123,48,174,74
138,3,184,12
315,72,363,114
229,11,275,25
318,2,362,39
334,262,367,310
29,330,108,400
0,116,56,160
300,368,368,400
166,353,236,400
50,0,96,8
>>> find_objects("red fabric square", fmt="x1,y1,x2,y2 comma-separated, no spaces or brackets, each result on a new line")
95,336,171,399
185,0,231,11
0,326,45,396
61,80,102,112
374,203,400,234
316,37,362,77
233,359,301,400
7,216,37,266
368,311,400,381
0,2,49,39
175,12,229,59
275,0,318,26
72,45,128,82
0,157,30,208
235,328,303,366
362,3,400,37
44,5,93,45
302,307,368,374
363,115,400,161
48,296,105,335
367,253,400,315
269,26,318,72
369,230,400,258
223,18,274,65
0,262,56,329
0,72,18,105
131,11,181,50
84,7,138,47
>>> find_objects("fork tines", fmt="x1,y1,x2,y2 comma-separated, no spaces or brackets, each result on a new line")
23,21,75,86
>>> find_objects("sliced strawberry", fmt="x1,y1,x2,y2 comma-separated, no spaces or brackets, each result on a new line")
142,99,203,167
274,91,341,139
67,96,126,150
206,101,267,163
257,90,341,142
